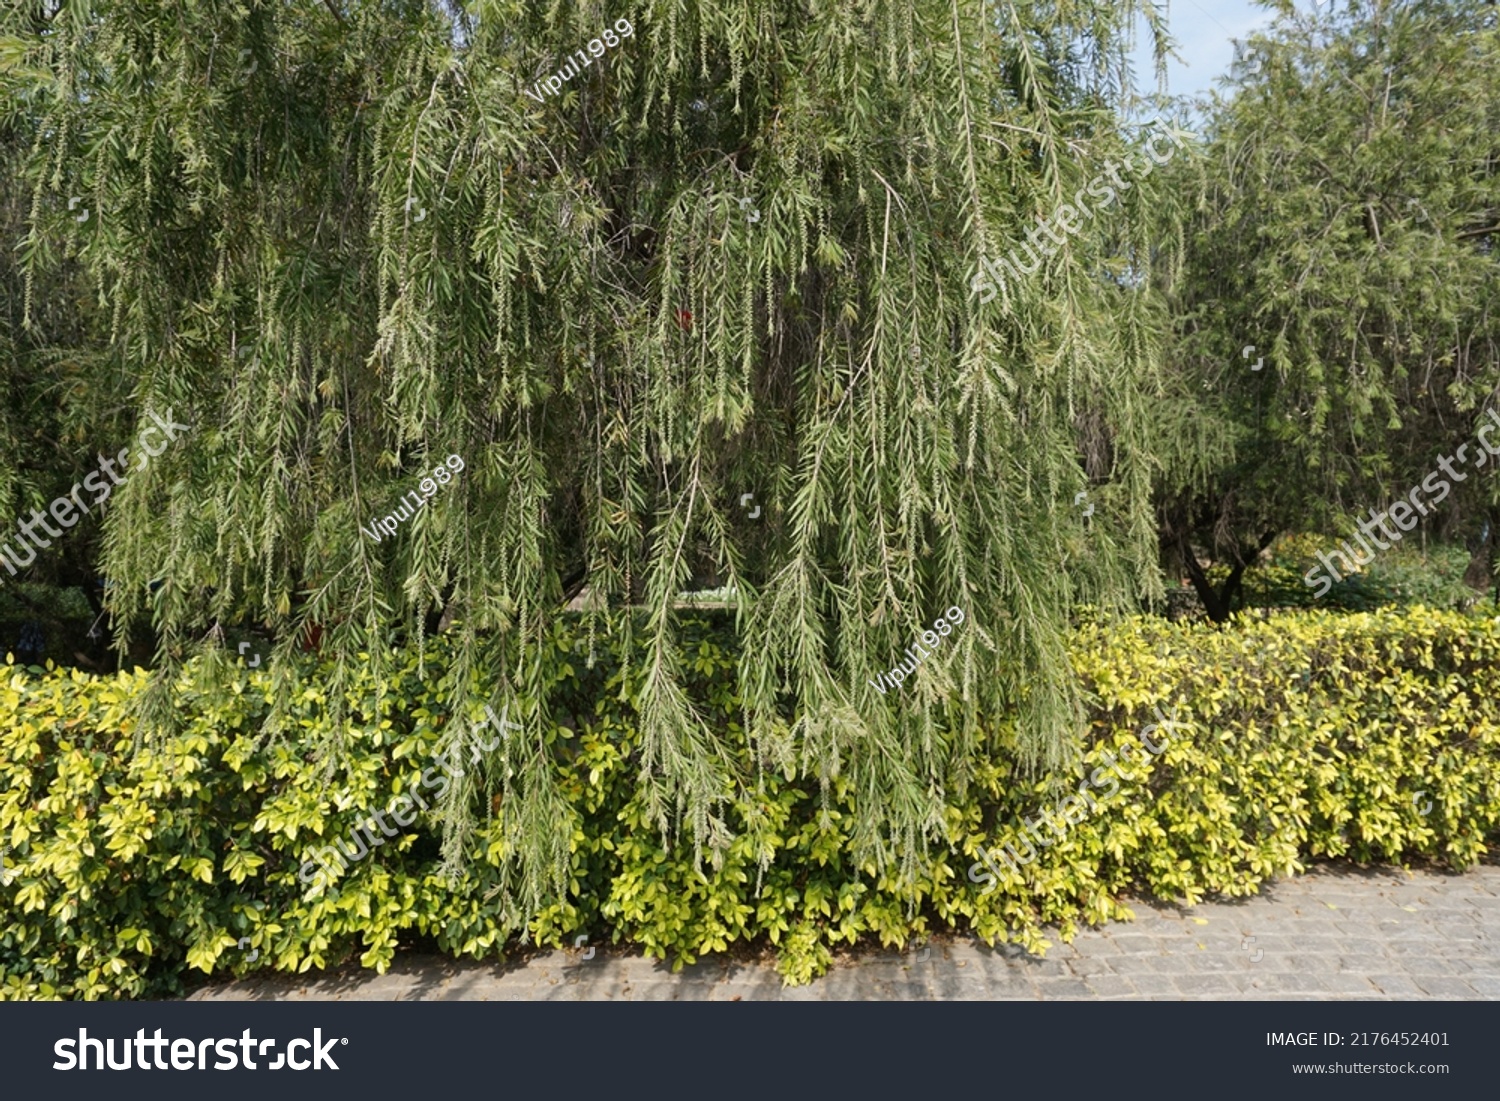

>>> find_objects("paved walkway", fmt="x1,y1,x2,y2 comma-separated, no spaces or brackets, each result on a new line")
189,863,1500,1001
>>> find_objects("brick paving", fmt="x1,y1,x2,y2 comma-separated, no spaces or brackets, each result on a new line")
189,863,1500,1001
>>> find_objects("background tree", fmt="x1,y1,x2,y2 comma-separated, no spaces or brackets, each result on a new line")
0,14,147,669
3,0,1185,911
1158,0,1500,621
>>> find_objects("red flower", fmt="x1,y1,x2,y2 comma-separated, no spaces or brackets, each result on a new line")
675,309,693,331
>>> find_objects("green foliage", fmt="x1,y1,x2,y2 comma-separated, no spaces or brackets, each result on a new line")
1304,543,1479,614
1156,0,1500,610
1203,533,1483,613
0,0,1191,898
4,607,1499,998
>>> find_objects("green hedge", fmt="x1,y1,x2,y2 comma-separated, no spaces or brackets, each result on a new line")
3,607,1499,998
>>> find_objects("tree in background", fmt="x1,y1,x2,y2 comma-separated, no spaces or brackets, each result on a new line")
1157,0,1500,621
0,17,148,669
3,0,1185,916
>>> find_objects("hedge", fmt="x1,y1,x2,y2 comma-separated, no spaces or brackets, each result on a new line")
3,607,1499,998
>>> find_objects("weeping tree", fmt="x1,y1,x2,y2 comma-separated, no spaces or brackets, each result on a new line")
1158,0,1500,620
5,0,1187,918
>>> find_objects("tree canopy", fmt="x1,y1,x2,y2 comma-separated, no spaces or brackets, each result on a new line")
3,0,1190,907
1159,0,1500,619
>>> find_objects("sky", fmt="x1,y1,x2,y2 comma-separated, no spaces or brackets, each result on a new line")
1129,0,1281,105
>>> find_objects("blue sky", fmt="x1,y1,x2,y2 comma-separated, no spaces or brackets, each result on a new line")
1129,0,1280,104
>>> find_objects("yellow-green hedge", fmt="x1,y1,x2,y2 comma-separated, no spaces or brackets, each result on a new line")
2,607,1498,997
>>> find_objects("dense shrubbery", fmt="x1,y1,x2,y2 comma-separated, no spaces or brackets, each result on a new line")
1291,537,1480,612
3,607,1499,998
1193,534,1484,616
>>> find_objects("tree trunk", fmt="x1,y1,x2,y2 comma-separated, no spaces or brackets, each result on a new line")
1178,530,1279,624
